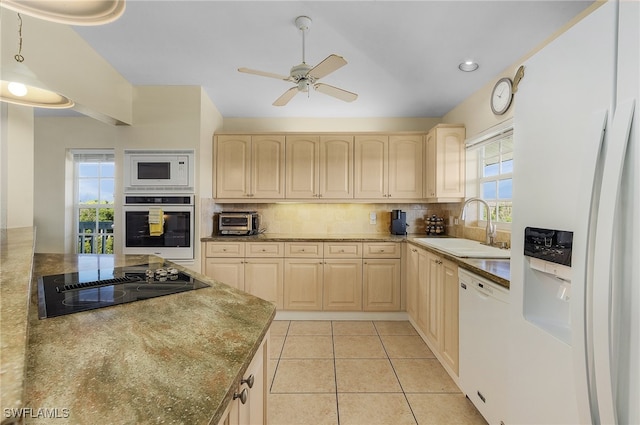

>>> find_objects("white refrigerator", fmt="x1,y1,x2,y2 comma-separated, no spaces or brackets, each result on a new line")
509,0,639,424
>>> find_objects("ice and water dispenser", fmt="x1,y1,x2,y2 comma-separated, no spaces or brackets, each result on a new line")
523,227,574,344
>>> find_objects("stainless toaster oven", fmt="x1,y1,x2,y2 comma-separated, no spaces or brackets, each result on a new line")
217,212,260,235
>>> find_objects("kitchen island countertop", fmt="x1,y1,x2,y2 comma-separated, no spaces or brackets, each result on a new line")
20,254,275,425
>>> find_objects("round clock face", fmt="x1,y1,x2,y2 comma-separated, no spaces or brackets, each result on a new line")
491,77,513,115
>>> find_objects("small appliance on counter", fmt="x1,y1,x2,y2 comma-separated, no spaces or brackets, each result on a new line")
426,215,446,236
216,211,260,236
390,210,407,235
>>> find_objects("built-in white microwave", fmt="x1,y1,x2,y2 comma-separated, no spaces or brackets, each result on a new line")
124,150,194,193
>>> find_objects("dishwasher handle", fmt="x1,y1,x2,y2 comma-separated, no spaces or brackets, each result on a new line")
472,281,494,298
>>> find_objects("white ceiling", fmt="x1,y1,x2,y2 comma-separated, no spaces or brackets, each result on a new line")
72,0,594,118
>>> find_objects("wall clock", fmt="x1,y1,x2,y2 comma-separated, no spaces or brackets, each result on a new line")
490,77,513,115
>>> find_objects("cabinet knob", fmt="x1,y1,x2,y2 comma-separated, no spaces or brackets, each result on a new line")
222,248,227,252
301,249,305,252
233,388,248,405
261,249,266,252
241,374,255,388
340,249,345,253
379,249,385,253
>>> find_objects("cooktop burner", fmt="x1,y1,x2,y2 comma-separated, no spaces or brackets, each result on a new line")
37,263,210,319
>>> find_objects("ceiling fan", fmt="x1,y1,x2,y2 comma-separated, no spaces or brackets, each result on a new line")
238,16,358,107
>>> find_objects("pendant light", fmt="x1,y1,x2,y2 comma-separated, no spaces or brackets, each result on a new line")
0,13,74,109
0,0,125,26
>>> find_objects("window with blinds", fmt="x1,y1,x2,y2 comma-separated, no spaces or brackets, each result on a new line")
466,122,513,226
72,150,115,254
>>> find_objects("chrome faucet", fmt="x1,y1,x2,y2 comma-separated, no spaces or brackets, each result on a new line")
460,197,497,246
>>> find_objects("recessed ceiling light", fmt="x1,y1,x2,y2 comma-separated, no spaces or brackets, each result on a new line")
459,60,479,72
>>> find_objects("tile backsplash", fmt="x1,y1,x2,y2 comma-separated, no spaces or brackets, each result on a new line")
202,200,512,246
204,202,459,236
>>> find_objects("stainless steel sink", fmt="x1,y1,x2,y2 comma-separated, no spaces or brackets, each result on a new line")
412,238,510,259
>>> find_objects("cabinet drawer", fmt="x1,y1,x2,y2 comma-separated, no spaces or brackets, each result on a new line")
205,242,245,257
363,242,400,258
246,242,284,257
285,242,323,258
324,242,363,258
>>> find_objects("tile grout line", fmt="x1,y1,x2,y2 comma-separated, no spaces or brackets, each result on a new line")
331,320,341,425
268,320,291,394
376,321,421,425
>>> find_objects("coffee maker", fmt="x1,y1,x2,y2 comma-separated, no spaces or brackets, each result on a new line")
390,210,407,235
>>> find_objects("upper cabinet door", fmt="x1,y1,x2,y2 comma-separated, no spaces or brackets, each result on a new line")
388,134,424,199
286,135,320,199
216,135,251,199
354,135,388,199
425,125,465,201
319,135,354,199
252,135,285,199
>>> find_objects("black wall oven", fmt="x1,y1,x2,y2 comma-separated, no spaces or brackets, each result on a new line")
123,195,194,260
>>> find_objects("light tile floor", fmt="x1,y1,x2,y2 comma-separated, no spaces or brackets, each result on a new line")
268,320,487,425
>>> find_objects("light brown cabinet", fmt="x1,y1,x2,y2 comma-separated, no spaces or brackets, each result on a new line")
425,125,465,201
362,242,401,311
214,130,468,203
283,242,324,310
406,243,459,375
441,258,459,374
285,135,353,199
215,135,285,199
354,134,423,200
204,242,284,309
219,332,269,425
206,240,402,313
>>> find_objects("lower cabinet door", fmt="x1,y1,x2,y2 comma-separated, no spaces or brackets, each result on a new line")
283,259,324,310
323,259,363,311
244,259,284,309
363,259,401,311
205,258,245,291
441,259,459,374
224,335,268,425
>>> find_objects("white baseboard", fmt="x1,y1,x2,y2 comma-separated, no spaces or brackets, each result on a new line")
275,311,410,321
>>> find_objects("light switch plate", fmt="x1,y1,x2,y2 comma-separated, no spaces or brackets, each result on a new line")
369,212,377,225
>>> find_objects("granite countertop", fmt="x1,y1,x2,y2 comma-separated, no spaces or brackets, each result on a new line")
406,238,510,288
201,233,510,288
1,227,36,420
19,254,275,425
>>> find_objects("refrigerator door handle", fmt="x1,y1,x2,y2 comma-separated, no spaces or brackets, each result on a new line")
593,99,636,425
572,109,609,425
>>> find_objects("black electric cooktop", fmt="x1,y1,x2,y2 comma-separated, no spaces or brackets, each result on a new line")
37,263,210,319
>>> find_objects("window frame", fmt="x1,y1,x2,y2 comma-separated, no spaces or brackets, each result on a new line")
72,150,115,254
465,122,514,231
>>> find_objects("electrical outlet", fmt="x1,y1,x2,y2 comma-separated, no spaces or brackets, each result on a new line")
369,212,377,225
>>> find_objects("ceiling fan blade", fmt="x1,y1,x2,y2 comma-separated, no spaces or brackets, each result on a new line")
314,83,358,103
238,67,290,81
273,87,299,106
308,54,347,80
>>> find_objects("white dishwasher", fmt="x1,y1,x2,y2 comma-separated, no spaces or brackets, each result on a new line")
458,268,510,425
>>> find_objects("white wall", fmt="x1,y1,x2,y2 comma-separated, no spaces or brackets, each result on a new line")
34,86,222,268
222,117,440,133
0,103,34,228
0,10,132,124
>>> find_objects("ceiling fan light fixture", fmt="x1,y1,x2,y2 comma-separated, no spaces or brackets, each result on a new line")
458,60,479,72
